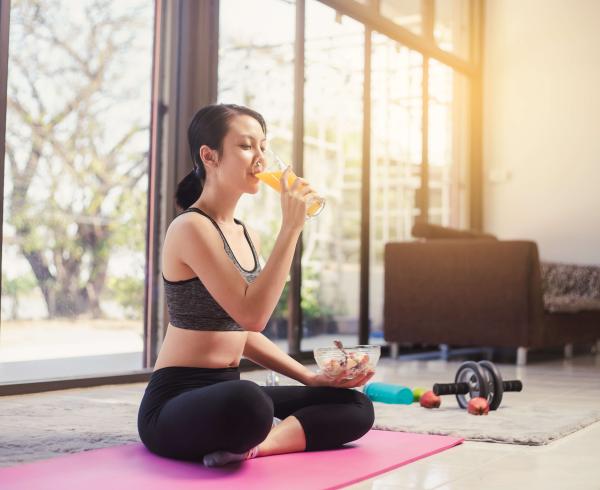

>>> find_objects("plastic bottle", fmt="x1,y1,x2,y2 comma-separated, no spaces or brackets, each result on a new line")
363,382,414,404
265,370,280,386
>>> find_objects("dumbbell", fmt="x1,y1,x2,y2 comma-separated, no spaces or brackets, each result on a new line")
432,361,523,410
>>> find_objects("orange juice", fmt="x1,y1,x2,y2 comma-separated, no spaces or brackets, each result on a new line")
255,171,292,193
256,171,324,217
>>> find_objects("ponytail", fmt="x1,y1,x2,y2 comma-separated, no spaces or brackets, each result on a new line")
175,167,203,210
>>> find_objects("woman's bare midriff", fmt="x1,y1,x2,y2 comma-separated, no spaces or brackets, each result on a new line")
153,323,249,371
156,211,256,371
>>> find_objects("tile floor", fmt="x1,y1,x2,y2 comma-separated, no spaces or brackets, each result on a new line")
4,352,600,489
318,354,600,490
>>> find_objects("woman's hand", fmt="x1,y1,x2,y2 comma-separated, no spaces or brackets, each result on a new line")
280,166,317,232
304,368,376,389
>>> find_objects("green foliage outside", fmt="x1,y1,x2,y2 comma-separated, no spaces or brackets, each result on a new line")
272,266,336,322
106,276,144,320
1,272,38,320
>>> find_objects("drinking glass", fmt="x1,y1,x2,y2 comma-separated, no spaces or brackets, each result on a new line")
255,148,326,219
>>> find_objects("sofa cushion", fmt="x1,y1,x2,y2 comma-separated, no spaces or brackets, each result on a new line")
543,295,600,313
541,261,600,313
411,222,497,240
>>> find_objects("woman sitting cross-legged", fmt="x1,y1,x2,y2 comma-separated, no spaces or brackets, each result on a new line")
137,103,375,467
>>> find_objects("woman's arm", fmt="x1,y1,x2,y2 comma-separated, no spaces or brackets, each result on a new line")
177,217,300,332
243,332,315,385
243,332,377,389
178,172,310,332
242,223,374,388
242,227,315,384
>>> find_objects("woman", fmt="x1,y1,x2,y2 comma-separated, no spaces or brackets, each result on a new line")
137,103,375,467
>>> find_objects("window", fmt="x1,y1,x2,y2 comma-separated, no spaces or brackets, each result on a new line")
434,0,471,60
380,0,422,35
0,0,481,387
428,59,470,227
1,0,154,381
301,1,364,348
369,34,423,335
218,0,296,343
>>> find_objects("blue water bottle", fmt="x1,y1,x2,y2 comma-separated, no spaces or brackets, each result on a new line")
363,382,414,404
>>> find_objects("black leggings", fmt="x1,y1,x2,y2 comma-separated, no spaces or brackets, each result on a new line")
137,366,375,462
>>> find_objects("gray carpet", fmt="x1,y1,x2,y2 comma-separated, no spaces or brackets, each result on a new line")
0,384,143,467
373,401,600,446
2,375,600,467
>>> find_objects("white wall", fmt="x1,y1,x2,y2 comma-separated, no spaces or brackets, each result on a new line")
483,0,600,265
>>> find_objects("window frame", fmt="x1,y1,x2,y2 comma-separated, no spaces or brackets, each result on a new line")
0,0,483,394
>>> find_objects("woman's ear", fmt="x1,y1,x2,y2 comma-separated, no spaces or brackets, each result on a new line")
199,145,218,169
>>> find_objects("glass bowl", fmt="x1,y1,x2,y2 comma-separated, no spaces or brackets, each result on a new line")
313,345,381,380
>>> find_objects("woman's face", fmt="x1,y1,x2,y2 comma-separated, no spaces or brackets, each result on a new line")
214,114,266,195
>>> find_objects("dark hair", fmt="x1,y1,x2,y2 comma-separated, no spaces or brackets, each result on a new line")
175,103,267,210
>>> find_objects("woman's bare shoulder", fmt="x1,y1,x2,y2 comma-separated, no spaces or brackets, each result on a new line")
165,211,219,249
162,211,224,278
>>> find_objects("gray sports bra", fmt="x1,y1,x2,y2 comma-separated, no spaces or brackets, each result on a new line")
162,207,262,331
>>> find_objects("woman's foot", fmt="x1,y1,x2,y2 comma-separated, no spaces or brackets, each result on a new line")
203,417,281,467
202,417,284,466
202,446,259,467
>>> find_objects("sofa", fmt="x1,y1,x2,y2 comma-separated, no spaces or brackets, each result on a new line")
383,224,600,365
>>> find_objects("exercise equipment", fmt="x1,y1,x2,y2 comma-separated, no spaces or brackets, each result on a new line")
432,360,523,410
363,382,414,404
412,387,427,402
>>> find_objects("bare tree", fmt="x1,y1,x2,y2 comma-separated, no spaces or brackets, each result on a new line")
5,0,151,318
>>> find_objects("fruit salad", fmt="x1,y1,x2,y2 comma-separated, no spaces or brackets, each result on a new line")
321,348,374,379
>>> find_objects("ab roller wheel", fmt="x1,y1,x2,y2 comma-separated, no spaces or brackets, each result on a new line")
479,360,504,410
433,360,523,410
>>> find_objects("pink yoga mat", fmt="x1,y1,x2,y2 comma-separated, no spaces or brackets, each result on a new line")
1,430,463,490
